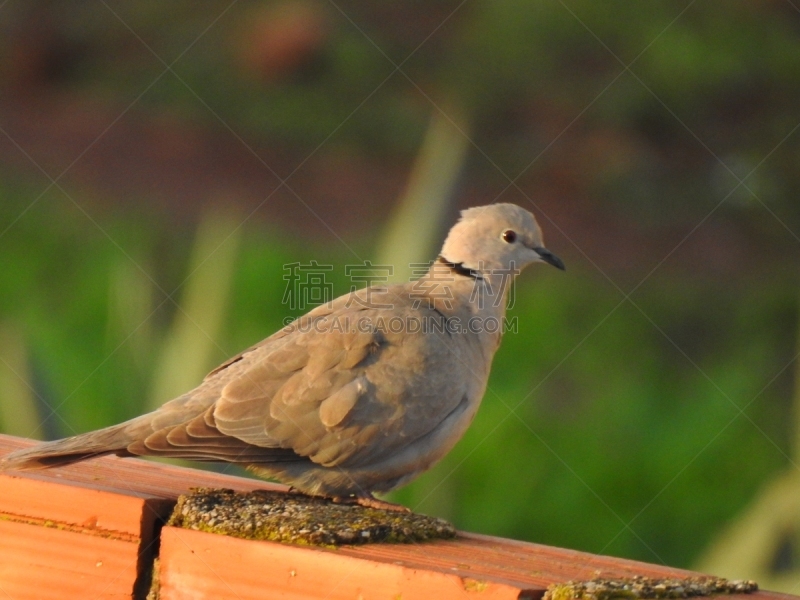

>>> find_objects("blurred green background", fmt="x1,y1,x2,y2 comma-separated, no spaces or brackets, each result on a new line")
1,0,800,590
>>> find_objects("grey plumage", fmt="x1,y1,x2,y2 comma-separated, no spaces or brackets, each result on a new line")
1,203,563,508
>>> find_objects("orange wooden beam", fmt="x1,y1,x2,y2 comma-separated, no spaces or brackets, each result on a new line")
0,435,271,599
0,434,793,600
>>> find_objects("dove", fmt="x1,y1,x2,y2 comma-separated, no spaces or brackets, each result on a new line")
1,203,564,510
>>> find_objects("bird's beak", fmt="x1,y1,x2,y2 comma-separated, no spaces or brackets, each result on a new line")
532,246,566,271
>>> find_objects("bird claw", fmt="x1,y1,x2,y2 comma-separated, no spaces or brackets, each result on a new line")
331,494,410,512
357,495,411,513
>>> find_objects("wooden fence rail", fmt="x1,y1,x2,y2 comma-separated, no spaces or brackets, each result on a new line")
0,434,792,600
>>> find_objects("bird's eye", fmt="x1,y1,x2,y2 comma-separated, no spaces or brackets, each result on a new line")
502,229,517,243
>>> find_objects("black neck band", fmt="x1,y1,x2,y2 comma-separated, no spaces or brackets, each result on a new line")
437,255,483,280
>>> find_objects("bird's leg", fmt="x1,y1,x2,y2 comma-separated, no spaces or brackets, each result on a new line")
285,487,410,512
356,494,411,513
331,493,411,513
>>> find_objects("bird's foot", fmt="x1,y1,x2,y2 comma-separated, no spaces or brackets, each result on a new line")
331,493,410,513
357,495,411,513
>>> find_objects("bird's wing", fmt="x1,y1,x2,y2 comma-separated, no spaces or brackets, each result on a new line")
208,301,470,468
203,300,339,380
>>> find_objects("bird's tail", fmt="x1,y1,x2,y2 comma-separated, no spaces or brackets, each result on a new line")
0,421,141,471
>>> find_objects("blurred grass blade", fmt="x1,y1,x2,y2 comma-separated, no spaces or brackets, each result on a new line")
794,298,800,464
694,469,800,591
0,322,42,439
107,254,155,375
378,100,470,514
694,290,800,590
376,102,471,283
148,208,243,410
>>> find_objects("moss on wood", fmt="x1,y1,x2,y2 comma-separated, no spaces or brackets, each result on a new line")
167,488,456,547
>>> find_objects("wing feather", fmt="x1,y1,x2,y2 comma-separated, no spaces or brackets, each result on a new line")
211,302,468,468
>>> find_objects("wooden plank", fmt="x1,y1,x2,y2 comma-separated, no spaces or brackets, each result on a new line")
0,434,277,599
156,525,794,600
158,526,526,600
0,519,139,600
0,472,163,538
1,434,795,600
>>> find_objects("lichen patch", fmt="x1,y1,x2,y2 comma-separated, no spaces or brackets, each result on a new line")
544,576,758,600
167,488,456,547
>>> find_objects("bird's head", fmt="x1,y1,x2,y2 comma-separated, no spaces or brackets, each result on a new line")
440,203,565,276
